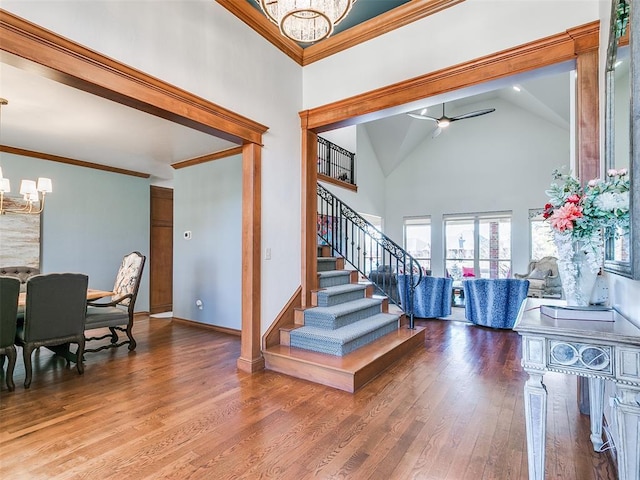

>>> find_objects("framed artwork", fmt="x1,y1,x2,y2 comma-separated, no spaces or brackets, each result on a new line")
0,195,41,268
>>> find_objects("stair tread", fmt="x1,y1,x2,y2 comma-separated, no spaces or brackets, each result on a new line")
317,283,367,296
305,297,381,317
291,313,399,344
318,269,351,278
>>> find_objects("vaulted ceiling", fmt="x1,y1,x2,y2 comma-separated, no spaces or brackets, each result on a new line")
0,1,570,182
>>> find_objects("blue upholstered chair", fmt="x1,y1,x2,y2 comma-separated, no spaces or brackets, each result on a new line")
463,278,529,329
397,274,453,318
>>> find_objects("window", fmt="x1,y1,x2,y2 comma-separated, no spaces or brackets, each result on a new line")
403,217,431,271
444,212,512,279
529,209,558,260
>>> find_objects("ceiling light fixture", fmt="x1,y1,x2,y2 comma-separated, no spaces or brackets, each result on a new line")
259,0,355,43
0,98,53,215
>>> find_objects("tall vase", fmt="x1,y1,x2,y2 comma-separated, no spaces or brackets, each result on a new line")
555,238,599,306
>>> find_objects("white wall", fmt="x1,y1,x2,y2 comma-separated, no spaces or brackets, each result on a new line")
302,0,601,110
320,125,387,221
3,1,303,334
0,153,150,310
383,98,569,277
173,156,242,329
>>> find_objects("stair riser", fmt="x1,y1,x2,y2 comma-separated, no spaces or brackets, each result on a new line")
317,260,337,272
319,274,351,288
316,290,366,307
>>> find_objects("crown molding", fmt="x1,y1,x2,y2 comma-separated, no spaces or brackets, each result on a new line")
0,145,150,178
171,146,244,169
216,0,464,66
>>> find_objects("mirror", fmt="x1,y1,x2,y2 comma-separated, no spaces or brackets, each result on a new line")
604,0,639,279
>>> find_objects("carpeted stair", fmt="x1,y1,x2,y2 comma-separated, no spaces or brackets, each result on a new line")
290,257,400,357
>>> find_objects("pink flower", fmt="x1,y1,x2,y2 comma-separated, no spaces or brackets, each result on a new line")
566,194,580,204
607,169,618,177
618,168,628,176
549,203,583,232
588,179,598,187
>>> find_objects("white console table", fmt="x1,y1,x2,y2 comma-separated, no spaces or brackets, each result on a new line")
514,298,640,480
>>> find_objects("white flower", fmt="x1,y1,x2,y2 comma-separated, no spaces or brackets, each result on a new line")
618,168,628,176
607,169,618,177
594,191,629,211
588,179,599,187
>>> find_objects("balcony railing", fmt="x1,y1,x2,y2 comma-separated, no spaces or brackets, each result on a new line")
317,136,355,186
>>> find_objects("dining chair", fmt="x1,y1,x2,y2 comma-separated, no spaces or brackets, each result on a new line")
0,276,20,391
85,251,146,353
16,273,89,388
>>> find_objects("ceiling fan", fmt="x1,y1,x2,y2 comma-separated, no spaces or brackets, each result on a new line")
408,103,496,137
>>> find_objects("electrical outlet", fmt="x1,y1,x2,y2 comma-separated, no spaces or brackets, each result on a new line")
265,248,271,260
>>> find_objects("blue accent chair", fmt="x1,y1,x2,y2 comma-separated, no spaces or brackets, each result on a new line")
397,274,453,318
463,278,530,329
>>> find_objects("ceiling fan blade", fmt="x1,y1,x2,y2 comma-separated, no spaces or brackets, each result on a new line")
450,108,496,122
408,113,438,122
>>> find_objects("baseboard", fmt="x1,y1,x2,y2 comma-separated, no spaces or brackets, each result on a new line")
171,317,241,336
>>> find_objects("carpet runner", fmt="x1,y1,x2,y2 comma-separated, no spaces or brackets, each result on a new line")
290,257,400,357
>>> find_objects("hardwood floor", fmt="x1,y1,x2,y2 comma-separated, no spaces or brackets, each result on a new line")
0,316,616,479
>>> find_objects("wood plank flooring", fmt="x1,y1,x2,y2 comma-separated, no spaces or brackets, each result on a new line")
0,316,616,479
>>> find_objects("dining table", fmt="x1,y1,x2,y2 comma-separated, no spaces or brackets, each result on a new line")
17,288,115,307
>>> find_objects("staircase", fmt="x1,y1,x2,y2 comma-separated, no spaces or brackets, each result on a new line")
263,247,426,393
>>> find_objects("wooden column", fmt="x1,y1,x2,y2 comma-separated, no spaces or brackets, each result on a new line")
300,113,318,308
570,23,600,183
237,142,264,373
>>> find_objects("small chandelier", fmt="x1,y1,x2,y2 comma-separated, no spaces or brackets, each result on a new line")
259,0,355,43
0,98,53,215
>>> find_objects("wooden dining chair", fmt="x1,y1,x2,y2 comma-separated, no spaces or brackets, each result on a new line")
0,276,20,391
16,273,89,388
85,251,146,353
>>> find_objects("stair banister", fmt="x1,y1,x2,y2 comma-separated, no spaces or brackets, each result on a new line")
317,183,423,329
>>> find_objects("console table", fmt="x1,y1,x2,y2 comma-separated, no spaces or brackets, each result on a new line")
514,298,640,480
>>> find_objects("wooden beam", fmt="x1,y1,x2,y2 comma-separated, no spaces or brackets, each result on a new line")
0,9,268,145
302,24,599,131
300,118,318,309
237,142,264,373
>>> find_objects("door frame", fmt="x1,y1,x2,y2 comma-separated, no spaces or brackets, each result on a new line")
299,22,600,305
0,10,267,372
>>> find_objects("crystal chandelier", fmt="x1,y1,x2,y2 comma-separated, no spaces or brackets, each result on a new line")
0,98,53,215
259,0,355,43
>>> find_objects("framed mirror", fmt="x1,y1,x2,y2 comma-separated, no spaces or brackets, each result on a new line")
604,0,639,279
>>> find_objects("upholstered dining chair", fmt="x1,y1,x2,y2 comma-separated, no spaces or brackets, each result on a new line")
0,276,20,391
16,273,89,388
85,251,146,353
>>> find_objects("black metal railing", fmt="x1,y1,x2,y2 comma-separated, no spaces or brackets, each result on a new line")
317,136,355,185
317,183,423,329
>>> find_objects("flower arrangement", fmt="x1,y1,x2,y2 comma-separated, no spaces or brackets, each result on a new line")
543,167,630,276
